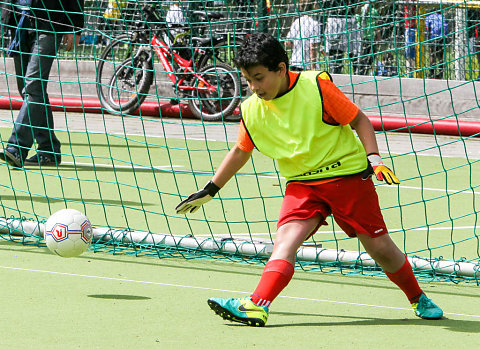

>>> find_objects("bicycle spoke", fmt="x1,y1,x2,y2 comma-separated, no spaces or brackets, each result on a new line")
188,62,241,121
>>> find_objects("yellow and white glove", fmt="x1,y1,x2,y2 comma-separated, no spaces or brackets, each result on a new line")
175,181,220,214
362,153,400,185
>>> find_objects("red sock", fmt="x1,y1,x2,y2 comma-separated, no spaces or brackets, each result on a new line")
384,256,423,304
250,259,294,307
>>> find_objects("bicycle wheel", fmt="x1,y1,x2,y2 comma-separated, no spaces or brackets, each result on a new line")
188,62,241,122
197,37,244,68
197,37,249,100
96,35,154,114
105,54,153,113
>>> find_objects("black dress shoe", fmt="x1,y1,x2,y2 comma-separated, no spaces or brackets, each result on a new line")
24,153,61,166
0,146,24,168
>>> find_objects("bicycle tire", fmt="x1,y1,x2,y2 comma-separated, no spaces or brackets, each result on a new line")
188,62,241,122
96,35,154,114
198,37,244,68
197,37,249,101
106,55,154,113
96,35,131,113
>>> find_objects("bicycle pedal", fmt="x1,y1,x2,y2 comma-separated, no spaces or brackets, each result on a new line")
169,99,179,105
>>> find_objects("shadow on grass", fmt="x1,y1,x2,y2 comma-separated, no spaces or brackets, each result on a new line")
68,141,150,149
21,163,174,174
0,193,154,207
88,294,151,300
264,311,480,332
1,240,479,302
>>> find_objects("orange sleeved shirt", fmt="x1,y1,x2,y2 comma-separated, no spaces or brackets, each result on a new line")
236,71,360,152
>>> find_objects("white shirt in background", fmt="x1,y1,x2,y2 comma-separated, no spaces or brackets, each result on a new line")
286,15,321,67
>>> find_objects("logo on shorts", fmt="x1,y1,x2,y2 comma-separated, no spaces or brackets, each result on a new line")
374,228,384,234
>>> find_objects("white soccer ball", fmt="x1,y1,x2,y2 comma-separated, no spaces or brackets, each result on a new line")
44,209,93,258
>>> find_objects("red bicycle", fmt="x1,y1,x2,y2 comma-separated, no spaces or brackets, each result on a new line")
96,5,244,121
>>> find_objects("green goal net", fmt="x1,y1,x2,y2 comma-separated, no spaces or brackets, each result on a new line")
0,0,479,283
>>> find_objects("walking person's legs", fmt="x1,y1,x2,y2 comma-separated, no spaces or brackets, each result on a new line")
434,40,445,79
477,50,480,79
5,32,63,166
13,44,31,97
429,45,436,78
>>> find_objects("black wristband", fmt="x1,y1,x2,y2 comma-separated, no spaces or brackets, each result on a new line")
204,180,220,197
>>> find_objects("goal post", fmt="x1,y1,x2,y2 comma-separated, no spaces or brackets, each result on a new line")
2,216,478,279
0,0,479,284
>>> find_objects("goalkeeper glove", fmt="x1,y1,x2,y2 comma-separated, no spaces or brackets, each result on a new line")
362,153,400,185
176,180,220,214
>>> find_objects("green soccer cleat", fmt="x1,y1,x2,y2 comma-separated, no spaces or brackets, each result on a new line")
207,297,269,327
412,294,443,320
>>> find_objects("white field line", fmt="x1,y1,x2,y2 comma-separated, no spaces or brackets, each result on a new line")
379,184,480,196
231,173,480,198
62,161,183,171
188,137,219,142
62,159,479,198
1,265,479,319
88,130,218,143
387,150,480,159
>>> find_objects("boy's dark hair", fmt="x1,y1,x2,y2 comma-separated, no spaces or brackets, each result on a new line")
234,32,289,72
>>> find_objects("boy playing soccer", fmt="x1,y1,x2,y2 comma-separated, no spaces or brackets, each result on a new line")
175,33,443,327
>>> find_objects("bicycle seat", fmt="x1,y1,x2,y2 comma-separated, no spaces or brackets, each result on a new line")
193,11,224,20
192,37,212,46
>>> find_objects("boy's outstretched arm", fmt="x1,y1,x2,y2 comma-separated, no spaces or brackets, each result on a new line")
176,145,253,214
350,110,400,185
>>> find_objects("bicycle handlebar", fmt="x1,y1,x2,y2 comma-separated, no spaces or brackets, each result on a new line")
142,4,225,23
193,11,224,20
142,5,162,23
140,4,230,43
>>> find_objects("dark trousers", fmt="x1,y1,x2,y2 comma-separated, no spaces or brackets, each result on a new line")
428,38,445,79
9,31,63,159
328,49,347,74
354,42,379,76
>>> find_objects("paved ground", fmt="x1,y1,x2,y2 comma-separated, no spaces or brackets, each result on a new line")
1,54,479,159
1,110,478,160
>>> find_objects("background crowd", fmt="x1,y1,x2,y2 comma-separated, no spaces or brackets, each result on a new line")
1,0,480,81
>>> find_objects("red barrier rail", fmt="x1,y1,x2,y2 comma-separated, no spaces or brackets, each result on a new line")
0,95,194,118
368,115,480,137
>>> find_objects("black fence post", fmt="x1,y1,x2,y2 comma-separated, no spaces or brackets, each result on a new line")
257,0,268,33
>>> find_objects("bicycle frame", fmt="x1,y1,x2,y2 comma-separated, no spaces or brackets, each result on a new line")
97,4,242,120
149,34,216,94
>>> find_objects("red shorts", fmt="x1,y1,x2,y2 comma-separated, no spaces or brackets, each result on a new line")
277,175,388,238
